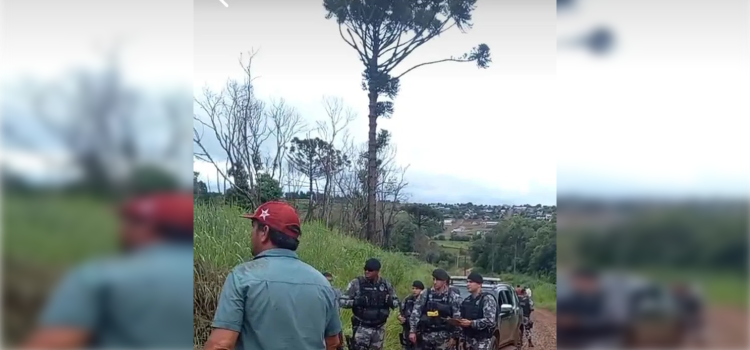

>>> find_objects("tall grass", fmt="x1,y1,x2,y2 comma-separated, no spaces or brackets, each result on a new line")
194,203,437,349
194,203,559,348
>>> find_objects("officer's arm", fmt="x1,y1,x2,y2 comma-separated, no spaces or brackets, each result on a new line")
472,295,498,330
408,291,427,331
205,270,245,350
450,292,463,338
387,281,401,310
21,264,98,348
339,279,358,309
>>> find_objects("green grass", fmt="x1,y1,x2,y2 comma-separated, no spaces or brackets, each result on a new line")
435,240,472,250
495,274,557,312
2,194,118,345
194,203,436,350
3,194,117,266
434,240,472,257
642,269,748,307
3,195,558,349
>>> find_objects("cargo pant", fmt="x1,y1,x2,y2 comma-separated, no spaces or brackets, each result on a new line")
420,331,453,350
353,324,386,350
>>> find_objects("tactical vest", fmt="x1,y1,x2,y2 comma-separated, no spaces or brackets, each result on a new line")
352,276,391,327
460,293,495,339
419,289,453,332
518,296,532,317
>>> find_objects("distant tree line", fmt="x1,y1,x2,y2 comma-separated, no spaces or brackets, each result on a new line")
570,205,747,276
469,216,557,282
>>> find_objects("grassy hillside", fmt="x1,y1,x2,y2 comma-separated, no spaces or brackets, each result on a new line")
3,195,555,349
195,204,559,349
194,204,437,349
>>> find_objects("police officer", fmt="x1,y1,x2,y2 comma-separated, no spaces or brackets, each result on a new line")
341,258,400,350
457,272,498,350
22,192,195,349
517,288,534,347
409,268,462,350
204,201,342,350
399,281,425,350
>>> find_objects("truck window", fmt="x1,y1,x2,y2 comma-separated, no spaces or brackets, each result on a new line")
500,290,514,306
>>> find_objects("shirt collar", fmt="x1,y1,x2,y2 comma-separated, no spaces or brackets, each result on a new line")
254,248,299,260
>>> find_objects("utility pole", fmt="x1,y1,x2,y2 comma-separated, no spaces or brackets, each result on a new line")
456,248,460,269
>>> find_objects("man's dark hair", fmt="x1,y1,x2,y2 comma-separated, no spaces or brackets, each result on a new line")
255,221,299,251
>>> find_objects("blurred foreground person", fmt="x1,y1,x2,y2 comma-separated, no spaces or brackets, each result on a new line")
341,258,400,350
22,192,194,349
409,269,462,350
672,282,705,346
516,287,534,347
399,281,425,350
457,272,498,350
557,268,620,348
204,201,342,350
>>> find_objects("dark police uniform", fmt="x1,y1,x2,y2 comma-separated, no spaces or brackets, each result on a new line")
341,259,400,350
459,272,498,350
400,293,419,349
409,269,462,350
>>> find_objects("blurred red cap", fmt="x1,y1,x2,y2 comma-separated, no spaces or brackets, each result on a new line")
241,201,301,238
120,192,194,231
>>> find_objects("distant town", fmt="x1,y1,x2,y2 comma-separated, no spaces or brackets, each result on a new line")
421,202,556,240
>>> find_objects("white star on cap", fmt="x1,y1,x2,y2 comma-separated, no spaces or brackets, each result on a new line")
259,208,270,220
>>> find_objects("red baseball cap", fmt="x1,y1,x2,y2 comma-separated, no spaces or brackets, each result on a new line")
241,201,301,238
120,192,194,231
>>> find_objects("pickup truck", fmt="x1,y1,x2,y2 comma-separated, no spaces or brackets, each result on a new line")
450,276,522,349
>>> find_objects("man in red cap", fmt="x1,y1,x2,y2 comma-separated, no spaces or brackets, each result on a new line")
22,192,194,349
204,201,343,350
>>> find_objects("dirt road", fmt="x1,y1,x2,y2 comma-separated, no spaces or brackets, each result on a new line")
530,309,557,350
515,307,748,350
704,306,748,348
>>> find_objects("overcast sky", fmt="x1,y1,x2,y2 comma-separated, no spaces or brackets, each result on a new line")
193,0,557,205
2,0,748,204
556,0,749,200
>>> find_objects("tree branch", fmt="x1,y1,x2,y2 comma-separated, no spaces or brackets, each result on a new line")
395,57,471,80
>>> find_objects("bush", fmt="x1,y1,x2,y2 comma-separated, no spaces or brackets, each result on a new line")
194,203,437,349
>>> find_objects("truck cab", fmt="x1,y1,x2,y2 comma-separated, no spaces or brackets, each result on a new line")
450,276,522,349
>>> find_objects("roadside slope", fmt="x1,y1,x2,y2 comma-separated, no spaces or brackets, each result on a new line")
194,204,437,350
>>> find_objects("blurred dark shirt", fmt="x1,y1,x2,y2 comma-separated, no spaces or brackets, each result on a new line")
557,290,619,347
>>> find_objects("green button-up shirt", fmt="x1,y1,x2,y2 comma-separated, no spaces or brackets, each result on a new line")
40,243,194,348
213,248,342,350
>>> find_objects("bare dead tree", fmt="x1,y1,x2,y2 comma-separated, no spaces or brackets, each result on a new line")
377,158,410,248
282,163,307,210
331,133,368,237
264,98,304,184
193,51,272,203
316,96,356,226
21,44,184,194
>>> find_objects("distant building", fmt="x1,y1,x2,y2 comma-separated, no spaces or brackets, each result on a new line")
485,221,499,227
443,219,454,226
